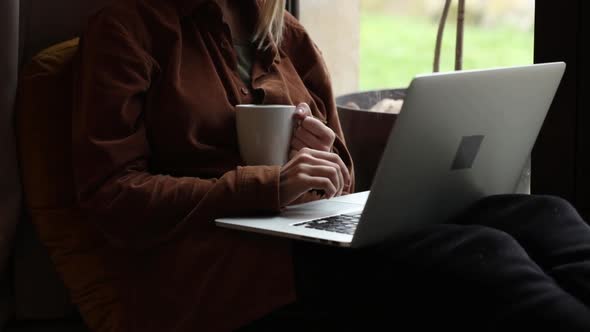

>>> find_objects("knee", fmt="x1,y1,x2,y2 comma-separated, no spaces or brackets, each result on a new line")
472,194,530,209
473,194,578,219
531,195,574,210
424,226,526,272
457,226,522,255
466,226,516,245
525,195,580,219
461,194,531,219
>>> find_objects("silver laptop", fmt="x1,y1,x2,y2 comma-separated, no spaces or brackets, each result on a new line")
216,62,566,248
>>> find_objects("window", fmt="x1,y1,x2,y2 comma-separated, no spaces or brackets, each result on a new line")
300,0,535,95
359,0,535,91
300,0,536,193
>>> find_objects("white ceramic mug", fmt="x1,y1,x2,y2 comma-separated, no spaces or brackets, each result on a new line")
235,104,297,166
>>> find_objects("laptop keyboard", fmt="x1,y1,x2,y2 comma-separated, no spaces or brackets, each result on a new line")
294,214,361,235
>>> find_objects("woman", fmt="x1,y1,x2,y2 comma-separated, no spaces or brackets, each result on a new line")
71,0,590,331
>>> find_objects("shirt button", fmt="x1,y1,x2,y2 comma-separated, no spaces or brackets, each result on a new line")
240,87,250,95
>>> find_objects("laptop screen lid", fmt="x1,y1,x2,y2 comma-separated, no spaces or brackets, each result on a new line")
351,62,566,247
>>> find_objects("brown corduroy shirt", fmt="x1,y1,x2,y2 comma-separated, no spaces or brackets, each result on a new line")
72,0,354,331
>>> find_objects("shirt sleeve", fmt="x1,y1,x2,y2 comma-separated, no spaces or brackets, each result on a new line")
282,13,356,195
72,10,281,250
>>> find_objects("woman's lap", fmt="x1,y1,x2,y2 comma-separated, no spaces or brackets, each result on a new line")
241,195,590,331
454,194,590,304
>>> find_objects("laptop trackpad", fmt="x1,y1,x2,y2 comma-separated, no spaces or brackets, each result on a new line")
281,200,363,221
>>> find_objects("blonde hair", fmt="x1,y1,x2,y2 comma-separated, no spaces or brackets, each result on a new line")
253,0,286,50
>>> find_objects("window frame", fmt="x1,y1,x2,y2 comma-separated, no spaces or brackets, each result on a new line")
286,0,299,19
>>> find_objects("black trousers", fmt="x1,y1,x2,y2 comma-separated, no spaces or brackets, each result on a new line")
241,195,590,331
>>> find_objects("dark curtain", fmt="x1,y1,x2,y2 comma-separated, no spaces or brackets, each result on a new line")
533,1,590,220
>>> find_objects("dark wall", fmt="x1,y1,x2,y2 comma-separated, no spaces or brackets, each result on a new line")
533,1,590,219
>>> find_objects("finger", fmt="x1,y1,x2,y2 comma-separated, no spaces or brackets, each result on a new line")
294,126,326,151
301,116,335,143
290,135,307,152
304,149,351,188
298,173,338,199
299,164,340,198
296,153,344,196
295,103,312,117
289,148,302,160
300,149,348,191
325,152,350,189
293,103,313,123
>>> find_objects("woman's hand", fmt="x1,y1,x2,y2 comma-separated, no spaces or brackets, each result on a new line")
279,148,351,207
291,103,336,153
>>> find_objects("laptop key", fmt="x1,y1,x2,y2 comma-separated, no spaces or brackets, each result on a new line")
295,214,360,235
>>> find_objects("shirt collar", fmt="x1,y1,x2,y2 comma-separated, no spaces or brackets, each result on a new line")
174,0,280,70
174,0,260,18
173,0,210,16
